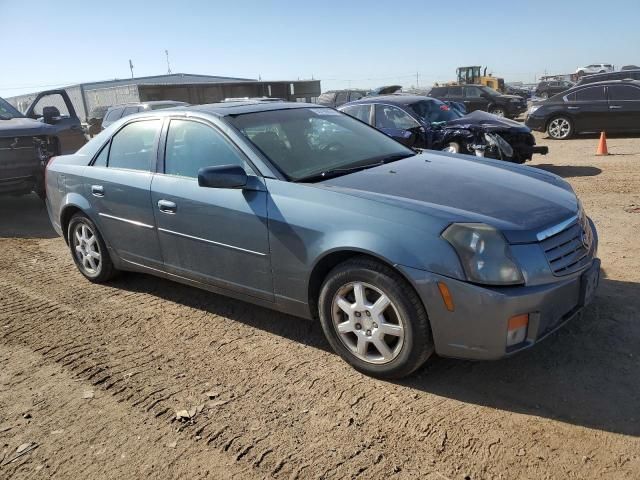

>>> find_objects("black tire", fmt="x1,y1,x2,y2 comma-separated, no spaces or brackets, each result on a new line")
539,92,549,100
546,115,574,140
318,256,434,379
67,212,117,283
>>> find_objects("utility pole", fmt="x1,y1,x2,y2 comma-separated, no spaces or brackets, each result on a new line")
416,72,419,87
129,59,134,79
165,50,172,74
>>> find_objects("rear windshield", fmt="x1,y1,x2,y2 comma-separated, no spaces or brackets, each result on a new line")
0,97,24,119
409,99,461,123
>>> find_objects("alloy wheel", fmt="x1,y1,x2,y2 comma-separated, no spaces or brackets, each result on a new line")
72,222,102,275
491,108,505,117
548,118,571,139
331,281,405,364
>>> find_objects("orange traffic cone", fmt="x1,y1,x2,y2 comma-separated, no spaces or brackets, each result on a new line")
596,131,609,156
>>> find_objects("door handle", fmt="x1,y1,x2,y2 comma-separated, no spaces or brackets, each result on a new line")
567,106,580,110
609,105,622,109
91,185,104,197
157,199,177,214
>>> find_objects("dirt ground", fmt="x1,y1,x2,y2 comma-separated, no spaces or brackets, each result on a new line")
1,132,639,479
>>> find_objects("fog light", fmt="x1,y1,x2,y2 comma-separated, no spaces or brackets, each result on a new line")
437,281,455,312
506,313,529,346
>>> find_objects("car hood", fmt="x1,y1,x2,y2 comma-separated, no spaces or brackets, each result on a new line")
444,110,530,133
0,117,55,137
314,152,577,243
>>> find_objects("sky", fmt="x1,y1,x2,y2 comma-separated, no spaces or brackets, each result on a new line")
1,0,639,98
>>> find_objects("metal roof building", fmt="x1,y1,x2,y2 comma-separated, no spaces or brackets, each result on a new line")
7,73,321,121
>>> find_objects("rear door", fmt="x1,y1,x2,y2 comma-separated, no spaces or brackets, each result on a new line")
340,104,373,125
567,86,610,132
150,117,273,300
84,118,164,268
607,84,640,132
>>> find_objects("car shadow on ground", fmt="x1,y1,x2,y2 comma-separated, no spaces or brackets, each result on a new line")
0,193,56,239
534,164,602,178
114,271,640,438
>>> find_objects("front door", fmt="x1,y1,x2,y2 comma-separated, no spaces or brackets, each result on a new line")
85,118,164,268
374,104,422,147
151,118,273,300
569,85,610,133
463,86,489,112
26,90,87,154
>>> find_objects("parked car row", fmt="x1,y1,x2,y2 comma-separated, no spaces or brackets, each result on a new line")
44,101,600,378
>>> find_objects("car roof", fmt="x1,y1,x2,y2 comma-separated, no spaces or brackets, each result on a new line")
188,100,324,116
345,94,440,106
106,100,187,110
571,79,640,89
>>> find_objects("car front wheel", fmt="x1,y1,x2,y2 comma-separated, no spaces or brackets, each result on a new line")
441,141,461,153
547,116,574,139
318,257,434,378
489,106,506,117
68,213,117,282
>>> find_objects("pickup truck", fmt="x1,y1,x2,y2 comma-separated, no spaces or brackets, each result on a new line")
1,89,87,198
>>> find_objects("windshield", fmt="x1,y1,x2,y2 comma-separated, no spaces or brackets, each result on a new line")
0,97,24,119
228,107,414,181
409,99,462,123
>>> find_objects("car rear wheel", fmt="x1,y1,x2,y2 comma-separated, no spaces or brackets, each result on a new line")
547,116,574,140
489,106,506,117
68,213,117,282
318,257,434,378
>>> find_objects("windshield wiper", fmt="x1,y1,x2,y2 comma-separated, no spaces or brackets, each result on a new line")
295,152,415,183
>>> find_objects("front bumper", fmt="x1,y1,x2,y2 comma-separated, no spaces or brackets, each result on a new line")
399,258,600,360
506,104,527,117
525,115,546,132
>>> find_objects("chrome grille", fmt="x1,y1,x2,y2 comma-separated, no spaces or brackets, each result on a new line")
540,213,593,276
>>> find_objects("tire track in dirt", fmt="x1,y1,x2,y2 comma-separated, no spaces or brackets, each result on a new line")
1,237,639,479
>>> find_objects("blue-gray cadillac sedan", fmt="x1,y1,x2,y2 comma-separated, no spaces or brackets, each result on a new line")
45,101,600,378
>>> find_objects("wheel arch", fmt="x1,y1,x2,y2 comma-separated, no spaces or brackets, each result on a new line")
59,193,94,244
306,248,426,321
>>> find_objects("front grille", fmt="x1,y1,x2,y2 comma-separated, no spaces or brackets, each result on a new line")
540,213,593,276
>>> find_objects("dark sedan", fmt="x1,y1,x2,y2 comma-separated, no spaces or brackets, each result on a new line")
526,80,640,139
340,95,547,163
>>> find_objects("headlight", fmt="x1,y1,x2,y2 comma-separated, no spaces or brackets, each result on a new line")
442,223,524,285
528,105,541,115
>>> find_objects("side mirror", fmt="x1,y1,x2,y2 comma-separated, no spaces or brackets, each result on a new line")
42,106,60,124
198,164,248,189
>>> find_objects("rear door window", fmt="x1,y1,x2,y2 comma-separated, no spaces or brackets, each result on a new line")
447,86,463,97
574,86,606,101
429,87,447,97
464,86,483,98
107,120,162,171
340,104,372,124
349,91,365,102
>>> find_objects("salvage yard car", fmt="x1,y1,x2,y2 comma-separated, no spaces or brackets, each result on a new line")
428,85,527,119
526,79,640,139
101,100,188,130
45,101,600,378
1,90,86,198
340,95,548,163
